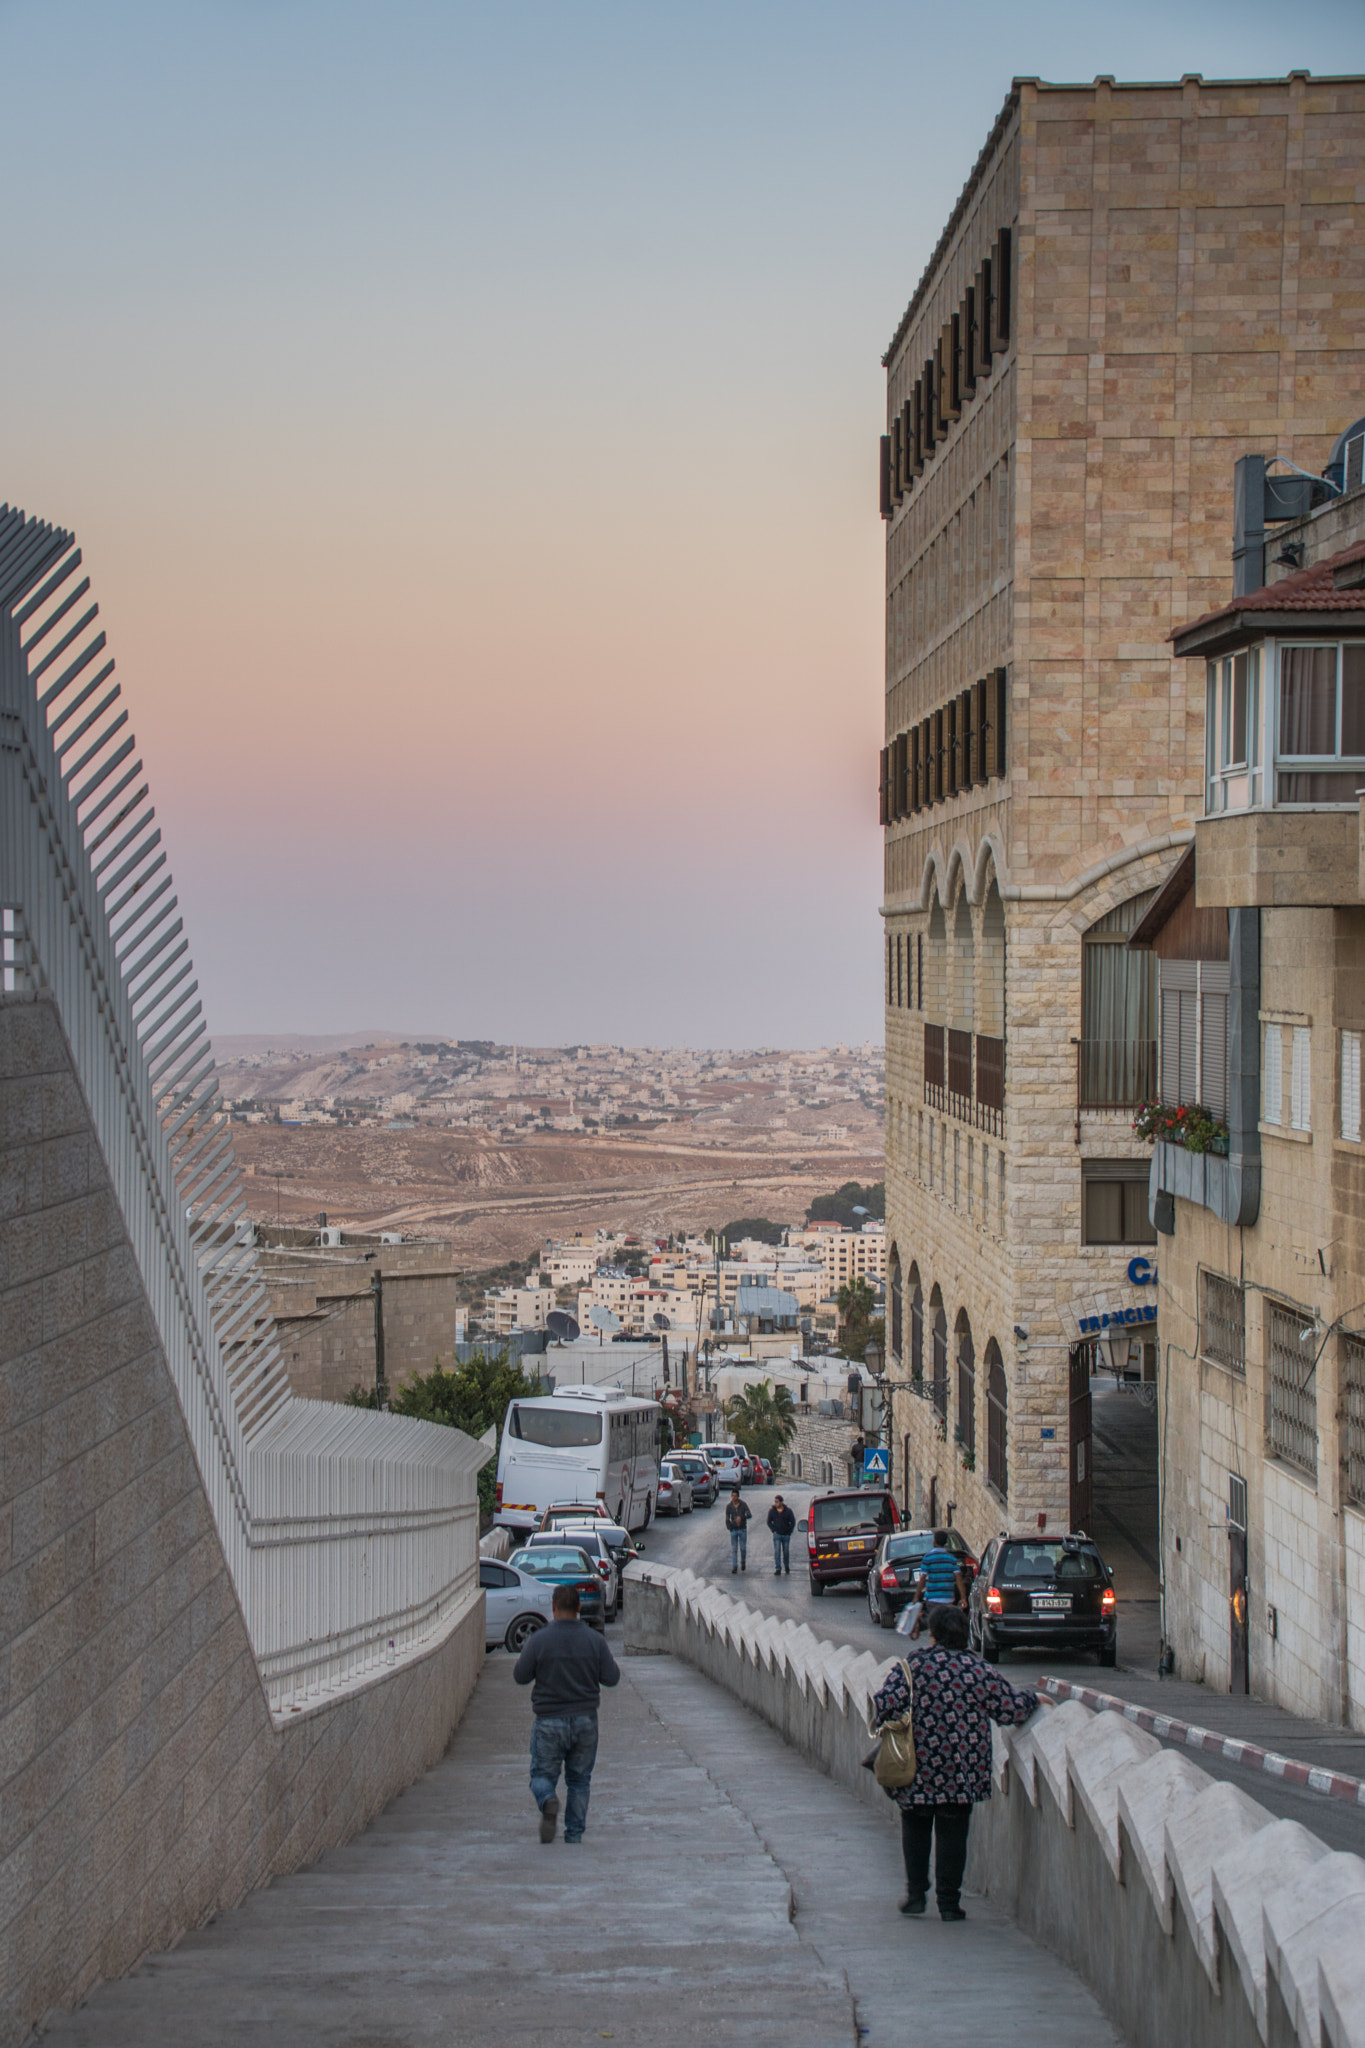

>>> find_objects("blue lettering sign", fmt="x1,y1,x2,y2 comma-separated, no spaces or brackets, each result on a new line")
1127,1256,1157,1287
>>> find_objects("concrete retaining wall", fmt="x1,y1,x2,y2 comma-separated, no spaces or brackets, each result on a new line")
624,1562,1365,2048
0,1000,485,2045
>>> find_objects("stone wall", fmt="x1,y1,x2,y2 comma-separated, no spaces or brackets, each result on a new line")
782,1410,861,1488
268,1265,469,1402
624,1560,1365,2048
0,997,484,2044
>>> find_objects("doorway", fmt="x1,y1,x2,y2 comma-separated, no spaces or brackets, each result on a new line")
1229,1473,1249,1695
1068,1345,1093,1533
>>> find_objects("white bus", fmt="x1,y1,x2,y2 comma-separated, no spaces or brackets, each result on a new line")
494,1386,662,1535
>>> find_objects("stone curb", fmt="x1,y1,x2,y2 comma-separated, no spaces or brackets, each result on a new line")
1040,1677,1365,1808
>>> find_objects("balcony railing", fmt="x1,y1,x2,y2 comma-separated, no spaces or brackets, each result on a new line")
923,1022,1004,1134
1077,1038,1157,1109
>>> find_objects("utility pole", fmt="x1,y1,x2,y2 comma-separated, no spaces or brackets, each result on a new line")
371,1268,387,1407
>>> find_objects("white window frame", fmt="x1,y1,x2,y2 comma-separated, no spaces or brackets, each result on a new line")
1272,638,1365,809
1205,646,1262,813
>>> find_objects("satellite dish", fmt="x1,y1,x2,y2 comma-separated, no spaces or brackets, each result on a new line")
652,1313,672,1330
546,1310,580,1342
589,1305,621,1333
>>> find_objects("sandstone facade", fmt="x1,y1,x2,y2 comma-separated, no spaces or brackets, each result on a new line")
881,73,1365,1568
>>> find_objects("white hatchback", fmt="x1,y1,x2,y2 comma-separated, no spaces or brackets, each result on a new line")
698,1443,748,1490
480,1556,556,1653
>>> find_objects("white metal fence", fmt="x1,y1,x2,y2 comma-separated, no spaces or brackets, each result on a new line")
0,504,485,1715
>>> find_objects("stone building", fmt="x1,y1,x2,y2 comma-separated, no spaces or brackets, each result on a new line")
1148,478,1365,1724
880,73,1365,1562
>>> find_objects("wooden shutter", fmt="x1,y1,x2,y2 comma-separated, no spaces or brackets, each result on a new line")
909,725,922,812
930,708,944,802
917,934,924,1011
976,261,993,374
920,717,932,806
880,436,892,520
1342,1030,1361,1143
923,359,937,454
991,226,1012,351
911,382,924,473
945,699,958,797
896,732,909,819
901,400,913,493
879,746,890,824
1263,1023,1283,1125
900,731,912,815
982,667,1008,777
1291,1026,1312,1132
961,289,977,399
892,415,904,501
886,935,894,1004
946,315,963,420
971,679,988,783
958,688,975,785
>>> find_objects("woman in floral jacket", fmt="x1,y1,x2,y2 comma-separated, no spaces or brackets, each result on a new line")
870,1604,1038,1921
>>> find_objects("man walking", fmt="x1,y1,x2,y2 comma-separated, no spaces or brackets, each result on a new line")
513,1584,620,1844
905,1529,967,1637
725,1486,752,1573
871,1605,1036,1920
767,1494,795,1576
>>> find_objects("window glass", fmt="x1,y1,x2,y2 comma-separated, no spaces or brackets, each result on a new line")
1227,652,1248,766
1343,645,1365,757
1280,645,1338,755
812,1495,895,1534
998,1542,1102,1582
509,1405,603,1447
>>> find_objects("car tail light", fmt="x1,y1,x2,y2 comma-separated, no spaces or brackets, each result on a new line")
577,1580,598,1595
1101,1588,1116,1614
880,1566,898,1589
598,1561,611,1578
807,1525,817,1552
495,1481,503,1508
985,1587,1003,1616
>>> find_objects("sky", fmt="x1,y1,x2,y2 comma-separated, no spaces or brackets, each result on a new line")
3,1,1362,1047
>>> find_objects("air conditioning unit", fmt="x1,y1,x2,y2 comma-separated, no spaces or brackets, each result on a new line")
380,1232,403,1246
321,1226,344,1248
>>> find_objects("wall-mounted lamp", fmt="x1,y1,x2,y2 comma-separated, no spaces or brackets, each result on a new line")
1273,540,1305,569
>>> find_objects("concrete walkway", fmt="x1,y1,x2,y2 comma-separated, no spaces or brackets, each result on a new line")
38,1653,1122,2048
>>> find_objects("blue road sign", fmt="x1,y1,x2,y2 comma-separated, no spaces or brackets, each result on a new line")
863,1447,889,1477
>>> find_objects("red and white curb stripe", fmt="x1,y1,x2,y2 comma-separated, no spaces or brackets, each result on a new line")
1040,1676,1365,1808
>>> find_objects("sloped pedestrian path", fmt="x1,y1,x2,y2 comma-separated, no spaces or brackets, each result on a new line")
38,1653,1121,2048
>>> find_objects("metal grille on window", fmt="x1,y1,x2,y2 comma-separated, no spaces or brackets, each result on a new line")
956,1320,976,1458
1342,1031,1361,1144
1266,1303,1318,1478
986,1347,1007,1499
1343,1336,1365,1509
1201,1271,1246,1375
1290,1026,1311,1132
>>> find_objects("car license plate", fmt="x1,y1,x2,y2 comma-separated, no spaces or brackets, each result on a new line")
1032,1595,1071,1611
846,1539,870,1550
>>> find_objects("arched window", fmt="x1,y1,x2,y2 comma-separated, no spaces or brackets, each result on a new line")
955,1310,976,1460
925,900,947,1019
931,1287,948,1424
952,892,975,1033
986,1340,1008,1500
889,1247,903,1361
909,1263,924,1382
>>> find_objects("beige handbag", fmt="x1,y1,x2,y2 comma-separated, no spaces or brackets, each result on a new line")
872,1660,918,1789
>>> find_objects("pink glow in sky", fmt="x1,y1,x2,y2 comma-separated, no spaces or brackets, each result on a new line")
3,1,1361,1043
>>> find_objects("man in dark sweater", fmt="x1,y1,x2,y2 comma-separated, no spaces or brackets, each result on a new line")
766,1495,796,1576
513,1585,620,1843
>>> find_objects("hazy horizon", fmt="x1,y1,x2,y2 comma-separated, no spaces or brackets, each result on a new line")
4,2,1362,1046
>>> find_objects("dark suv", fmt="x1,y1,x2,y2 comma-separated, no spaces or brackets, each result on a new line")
805,1488,899,1593
968,1533,1117,1665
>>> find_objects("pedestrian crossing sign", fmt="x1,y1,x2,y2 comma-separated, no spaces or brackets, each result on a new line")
863,1447,889,1477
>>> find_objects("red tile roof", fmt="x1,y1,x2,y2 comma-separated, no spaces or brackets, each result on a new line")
1173,537,1365,640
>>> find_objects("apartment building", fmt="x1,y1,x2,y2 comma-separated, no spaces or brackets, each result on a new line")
1145,464,1365,1725
881,72,1365,1549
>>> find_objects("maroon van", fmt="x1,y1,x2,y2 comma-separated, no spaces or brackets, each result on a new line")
805,1487,899,1593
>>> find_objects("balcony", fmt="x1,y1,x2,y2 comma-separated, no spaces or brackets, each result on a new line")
1076,1038,1157,1110
924,1023,1004,1134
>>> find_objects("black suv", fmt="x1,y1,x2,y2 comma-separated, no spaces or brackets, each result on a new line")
804,1488,899,1593
968,1533,1117,1665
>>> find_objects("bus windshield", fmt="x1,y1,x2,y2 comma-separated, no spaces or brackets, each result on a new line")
509,1406,603,1448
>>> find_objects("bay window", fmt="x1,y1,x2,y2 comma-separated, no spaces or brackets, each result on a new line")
1206,649,1261,812
1205,639,1365,811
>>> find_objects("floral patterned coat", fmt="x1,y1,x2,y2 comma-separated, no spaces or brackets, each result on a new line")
870,1647,1038,1808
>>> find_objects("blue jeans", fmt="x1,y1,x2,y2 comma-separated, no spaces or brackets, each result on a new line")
730,1527,747,1568
772,1534,791,1572
530,1712,599,1841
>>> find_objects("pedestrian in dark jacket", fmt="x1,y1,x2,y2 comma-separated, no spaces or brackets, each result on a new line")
725,1488,752,1573
767,1495,796,1575
870,1604,1037,1920
513,1585,620,1844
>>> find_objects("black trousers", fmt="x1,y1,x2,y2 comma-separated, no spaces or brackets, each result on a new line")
900,1802,972,1909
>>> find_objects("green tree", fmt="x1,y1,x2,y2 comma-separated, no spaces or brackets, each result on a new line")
836,1278,879,1363
346,1348,543,1523
806,1181,885,1229
724,1380,799,1472
720,1216,785,1248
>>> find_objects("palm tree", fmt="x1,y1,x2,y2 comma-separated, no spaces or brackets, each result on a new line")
724,1379,798,1471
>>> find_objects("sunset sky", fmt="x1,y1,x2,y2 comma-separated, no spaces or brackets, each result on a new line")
3,1,1361,1046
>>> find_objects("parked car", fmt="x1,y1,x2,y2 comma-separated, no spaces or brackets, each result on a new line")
754,1457,775,1484
537,1500,617,1534
698,1443,748,1490
663,1452,718,1505
507,1544,608,1631
804,1487,900,1594
558,1518,643,1603
657,1463,693,1517
864,1527,979,1628
480,1556,557,1652
524,1528,621,1622
967,1533,1117,1666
